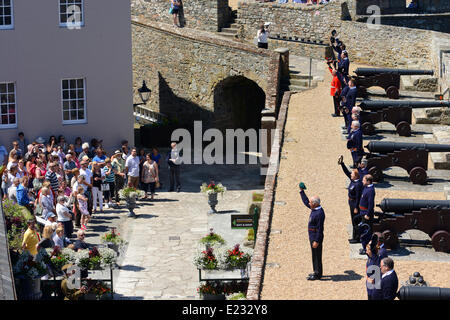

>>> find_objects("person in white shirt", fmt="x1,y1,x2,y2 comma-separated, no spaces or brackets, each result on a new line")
257,23,269,49
167,142,182,192
56,196,73,238
8,177,20,203
79,160,93,215
125,148,140,188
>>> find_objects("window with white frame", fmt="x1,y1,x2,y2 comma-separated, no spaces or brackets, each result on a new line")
0,82,17,128
59,0,84,28
62,78,86,124
0,0,14,29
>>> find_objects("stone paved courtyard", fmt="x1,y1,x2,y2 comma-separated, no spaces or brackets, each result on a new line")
111,161,263,299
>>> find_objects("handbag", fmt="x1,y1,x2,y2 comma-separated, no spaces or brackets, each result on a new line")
101,183,110,192
35,203,43,216
169,7,173,14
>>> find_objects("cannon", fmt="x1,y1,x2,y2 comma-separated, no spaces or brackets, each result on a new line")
398,286,450,300
365,141,450,184
358,100,450,136
354,68,434,99
373,198,450,252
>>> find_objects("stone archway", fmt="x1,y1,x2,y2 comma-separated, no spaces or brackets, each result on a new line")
213,76,266,131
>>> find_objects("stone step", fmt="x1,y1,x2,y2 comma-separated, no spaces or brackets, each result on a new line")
430,152,450,169
291,78,310,87
221,28,237,34
288,84,308,92
289,72,313,80
218,32,237,39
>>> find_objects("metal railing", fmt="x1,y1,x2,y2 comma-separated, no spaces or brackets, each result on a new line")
133,105,168,124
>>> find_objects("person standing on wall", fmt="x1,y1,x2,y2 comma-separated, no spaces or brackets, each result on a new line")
170,0,181,28
256,23,270,49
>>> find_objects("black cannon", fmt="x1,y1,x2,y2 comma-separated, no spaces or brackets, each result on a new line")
398,286,450,300
354,68,434,100
358,100,450,136
373,198,450,252
365,141,450,184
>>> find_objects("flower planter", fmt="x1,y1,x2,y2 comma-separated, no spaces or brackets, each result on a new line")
106,242,120,256
202,293,226,300
208,193,218,213
16,277,42,300
126,197,137,217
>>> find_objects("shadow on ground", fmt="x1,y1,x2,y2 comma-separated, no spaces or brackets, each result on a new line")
321,270,363,282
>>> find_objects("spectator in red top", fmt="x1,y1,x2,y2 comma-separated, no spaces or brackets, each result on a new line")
328,64,342,117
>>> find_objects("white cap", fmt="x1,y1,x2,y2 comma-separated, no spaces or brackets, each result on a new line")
82,142,89,149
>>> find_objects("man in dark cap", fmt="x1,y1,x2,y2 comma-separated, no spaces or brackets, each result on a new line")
299,183,325,280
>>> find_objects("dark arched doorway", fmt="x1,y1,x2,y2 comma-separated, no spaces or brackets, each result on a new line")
213,76,266,131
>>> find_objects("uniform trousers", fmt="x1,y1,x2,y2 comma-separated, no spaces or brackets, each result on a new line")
333,95,341,116
349,200,359,240
169,165,181,190
310,240,323,278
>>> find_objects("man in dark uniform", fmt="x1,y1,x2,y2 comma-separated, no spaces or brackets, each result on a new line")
338,155,363,243
338,51,350,82
365,234,382,300
378,257,398,300
375,232,388,259
340,79,357,128
354,174,376,254
347,121,363,167
337,157,368,182
299,184,325,281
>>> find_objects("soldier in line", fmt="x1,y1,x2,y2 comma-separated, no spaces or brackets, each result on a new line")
347,121,363,168
355,174,376,255
298,183,325,281
338,155,363,243
328,63,342,117
340,79,357,129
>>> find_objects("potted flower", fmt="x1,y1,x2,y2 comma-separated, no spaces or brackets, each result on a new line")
197,281,225,300
118,187,145,217
12,249,49,300
200,181,226,213
45,247,68,276
200,228,226,249
194,247,220,270
101,227,125,255
223,244,252,271
83,280,112,300
74,247,117,271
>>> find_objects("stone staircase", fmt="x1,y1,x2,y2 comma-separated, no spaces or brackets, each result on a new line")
218,10,239,39
281,71,314,93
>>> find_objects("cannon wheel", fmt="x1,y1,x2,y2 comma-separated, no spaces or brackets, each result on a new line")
386,86,399,99
431,230,450,253
361,122,375,136
409,166,427,185
382,230,399,249
395,121,411,137
368,166,383,182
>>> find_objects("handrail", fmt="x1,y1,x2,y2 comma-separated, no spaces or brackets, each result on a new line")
133,105,168,124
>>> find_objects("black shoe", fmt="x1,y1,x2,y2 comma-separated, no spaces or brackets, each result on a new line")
359,248,367,255
169,189,174,192
331,113,339,117
348,239,359,244
177,188,181,193
307,274,321,281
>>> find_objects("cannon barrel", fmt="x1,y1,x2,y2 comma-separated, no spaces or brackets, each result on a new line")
377,198,450,213
359,100,450,111
355,68,434,76
366,141,450,154
397,286,450,300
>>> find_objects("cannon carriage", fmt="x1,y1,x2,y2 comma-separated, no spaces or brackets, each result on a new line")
358,100,450,137
364,141,450,184
372,198,450,252
354,68,434,100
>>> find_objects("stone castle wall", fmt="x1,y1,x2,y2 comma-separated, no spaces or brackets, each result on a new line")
132,17,280,128
131,0,231,32
235,1,434,68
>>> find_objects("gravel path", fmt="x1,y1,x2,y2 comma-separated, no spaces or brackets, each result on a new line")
260,64,450,300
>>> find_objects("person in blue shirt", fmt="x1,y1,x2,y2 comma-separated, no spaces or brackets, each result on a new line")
365,234,382,300
377,257,398,300
347,121,363,167
16,176,34,213
92,148,107,166
299,184,325,281
338,155,363,243
355,174,375,254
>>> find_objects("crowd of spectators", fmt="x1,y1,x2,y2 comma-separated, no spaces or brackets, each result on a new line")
1,133,164,253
